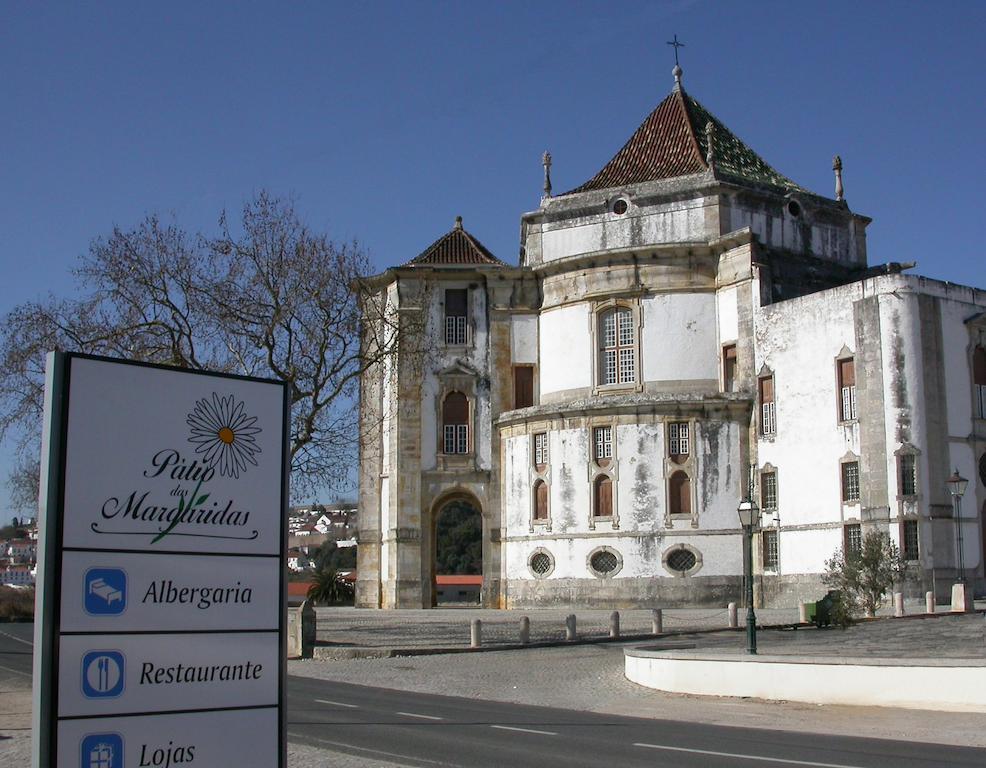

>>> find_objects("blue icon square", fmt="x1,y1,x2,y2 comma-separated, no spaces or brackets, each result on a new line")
81,732,123,768
84,568,127,615
81,650,125,698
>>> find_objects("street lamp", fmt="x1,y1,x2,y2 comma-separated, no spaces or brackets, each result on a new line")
737,498,761,654
945,469,968,588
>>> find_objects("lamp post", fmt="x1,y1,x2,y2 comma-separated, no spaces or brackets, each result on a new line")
737,498,761,654
945,469,969,585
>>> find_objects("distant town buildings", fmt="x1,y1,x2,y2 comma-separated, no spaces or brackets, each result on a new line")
1,518,38,587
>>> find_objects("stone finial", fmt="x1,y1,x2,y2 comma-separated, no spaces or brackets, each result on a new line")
705,121,715,166
833,155,844,202
454,215,463,230
672,64,683,89
542,150,553,200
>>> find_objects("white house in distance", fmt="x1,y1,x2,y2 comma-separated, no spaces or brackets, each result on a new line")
357,63,986,609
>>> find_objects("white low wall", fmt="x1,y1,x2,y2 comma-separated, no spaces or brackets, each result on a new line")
625,647,986,712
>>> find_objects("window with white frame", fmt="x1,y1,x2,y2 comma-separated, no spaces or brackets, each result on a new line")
761,471,777,510
593,426,612,465
668,422,689,458
838,357,857,421
759,375,775,435
444,289,468,345
599,307,635,386
841,461,860,503
442,391,469,454
762,529,779,571
534,432,548,469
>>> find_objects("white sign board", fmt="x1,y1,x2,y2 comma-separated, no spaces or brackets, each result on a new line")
33,353,288,768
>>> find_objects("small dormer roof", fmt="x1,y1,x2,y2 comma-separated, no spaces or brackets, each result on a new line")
564,80,806,197
404,216,507,267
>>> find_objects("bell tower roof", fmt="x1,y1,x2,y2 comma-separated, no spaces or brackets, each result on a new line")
564,82,807,197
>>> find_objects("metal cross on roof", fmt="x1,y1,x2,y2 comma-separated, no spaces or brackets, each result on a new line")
667,34,684,66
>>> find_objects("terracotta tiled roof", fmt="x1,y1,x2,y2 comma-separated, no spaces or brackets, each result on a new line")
405,217,507,267
566,85,803,195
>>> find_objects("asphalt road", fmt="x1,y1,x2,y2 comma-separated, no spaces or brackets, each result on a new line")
6,623,986,768
286,675,986,768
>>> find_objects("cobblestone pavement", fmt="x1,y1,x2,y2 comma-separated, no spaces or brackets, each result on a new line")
313,602,986,656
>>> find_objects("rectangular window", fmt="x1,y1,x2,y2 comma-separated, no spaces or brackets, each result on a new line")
759,375,775,435
444,289,468,345
599,308,635,385
534,432,548,468
902,519,919,561
838,358,857,421
900,454,917,497
841,461,860,503
722,344,737,393
514,366,534,409
593,426,612,462
761,471,777,510
844,523,862,554
443,424,468,454
668,422,689,457
762,529,779,571
974,346,986,418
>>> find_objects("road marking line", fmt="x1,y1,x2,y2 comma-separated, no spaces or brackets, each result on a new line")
288,732,455,767
490,725,557,736
0,630,33,647
397,711,443,720
0,663,32,679
313,699,359,709
633,743,865,768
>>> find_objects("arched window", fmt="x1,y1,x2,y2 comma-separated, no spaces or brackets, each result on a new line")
599,307,634,385
668,471,691,516
442,392,469,454
533,480,548,521
974,345,986,418
593,475,613,518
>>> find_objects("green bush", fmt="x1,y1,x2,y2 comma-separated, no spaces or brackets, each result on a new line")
823,531,905,621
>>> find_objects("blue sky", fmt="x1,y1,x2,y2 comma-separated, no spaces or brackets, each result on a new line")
1,2,984,511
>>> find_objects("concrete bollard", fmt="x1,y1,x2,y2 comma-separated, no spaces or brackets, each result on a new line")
951,583,972,612
610,611,620,639
470,618,482,648
926,591,936,614
565,613,577,641
300,599,316,659
519,616,530,645
893,592,904,617
651,608,663,635
728,602,738,628
798,601,808,624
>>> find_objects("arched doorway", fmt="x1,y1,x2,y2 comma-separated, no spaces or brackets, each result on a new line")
432,497,483,606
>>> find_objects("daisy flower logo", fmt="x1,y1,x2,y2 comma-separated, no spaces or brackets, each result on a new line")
186,393,263,479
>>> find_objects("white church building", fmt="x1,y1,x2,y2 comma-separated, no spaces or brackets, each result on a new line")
356,65,986,609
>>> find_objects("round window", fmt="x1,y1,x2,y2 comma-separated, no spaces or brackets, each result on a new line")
612,198,628,215
590,549,619,575
979,452,986,487
530,551,553,577
667,548,697,573
787,200,801,217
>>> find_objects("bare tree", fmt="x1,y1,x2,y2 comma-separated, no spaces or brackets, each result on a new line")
0,192,402,499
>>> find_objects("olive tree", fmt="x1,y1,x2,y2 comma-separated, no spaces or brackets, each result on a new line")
823,531,907,620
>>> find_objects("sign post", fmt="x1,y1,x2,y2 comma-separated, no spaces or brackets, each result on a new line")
33,353,288,768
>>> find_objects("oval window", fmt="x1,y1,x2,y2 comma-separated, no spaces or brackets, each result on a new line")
667,548,697,573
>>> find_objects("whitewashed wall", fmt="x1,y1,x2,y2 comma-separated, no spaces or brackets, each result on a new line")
641,293,718,384
539,305,591,396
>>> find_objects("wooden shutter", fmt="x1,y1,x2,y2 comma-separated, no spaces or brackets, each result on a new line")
759,376,774,403
669,471,690,516
443,392,468,425
839,359,855,387
974,346,986,385
535,481,548,520
514,366,534,409
594,476,612,517
445,289,467,317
